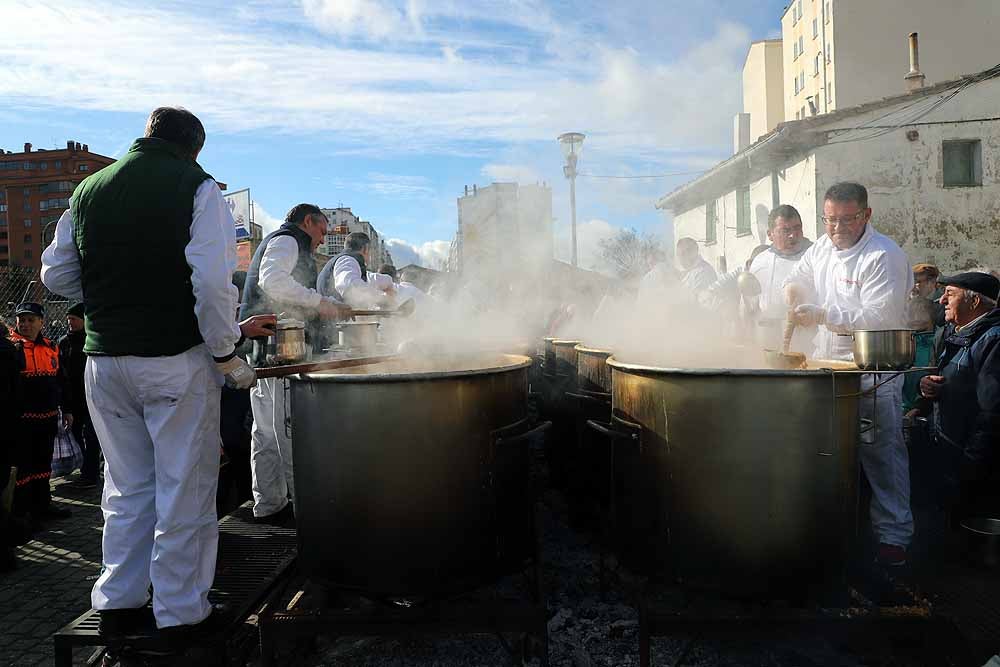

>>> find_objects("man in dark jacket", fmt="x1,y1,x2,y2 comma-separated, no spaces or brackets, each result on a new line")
59,302,101,488
918,272,1000,519
9,302,72,524
0,326,23,570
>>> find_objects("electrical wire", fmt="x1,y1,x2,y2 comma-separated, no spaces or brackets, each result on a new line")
577,169,707,179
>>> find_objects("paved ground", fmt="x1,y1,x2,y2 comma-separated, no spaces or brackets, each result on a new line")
0,473,105,667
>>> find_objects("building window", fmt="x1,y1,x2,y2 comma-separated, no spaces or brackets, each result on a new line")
0,204,6,212
794,76,800,94
736,188,751,236
79,164,90,172
826,1,831,22
23,219,32,227
798,36,803,55
813,18,818,37
800,71,805,90
23,161,35,170
24,233,32,243
24,249,32,260
801,105,806,118
40,161,48,170
814,54,821,76
54,160,62,168
942,140,982,187
705,200,718,245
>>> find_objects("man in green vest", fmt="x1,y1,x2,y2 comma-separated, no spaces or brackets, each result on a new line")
41,107,274,640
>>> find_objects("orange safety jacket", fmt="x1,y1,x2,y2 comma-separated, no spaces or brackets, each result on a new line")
9,331,63,421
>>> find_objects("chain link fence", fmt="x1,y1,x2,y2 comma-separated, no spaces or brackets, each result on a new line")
0,266,74,342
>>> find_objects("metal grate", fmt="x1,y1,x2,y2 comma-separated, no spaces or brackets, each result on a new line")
53,502,297,666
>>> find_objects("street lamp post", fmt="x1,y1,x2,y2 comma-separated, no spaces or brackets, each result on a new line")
558,132,585,268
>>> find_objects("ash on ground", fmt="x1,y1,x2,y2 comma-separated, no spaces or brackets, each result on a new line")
279,494,944,667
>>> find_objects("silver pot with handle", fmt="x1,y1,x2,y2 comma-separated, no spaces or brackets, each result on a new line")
338,321,379,350
265,318,309,365
847,329,916,370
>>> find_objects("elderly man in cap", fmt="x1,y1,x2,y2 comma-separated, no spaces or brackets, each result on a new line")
918,272,1000,520
59,302,101,489
9,302,72,525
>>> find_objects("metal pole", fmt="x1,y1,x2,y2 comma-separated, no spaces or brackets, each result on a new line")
570,172,578,268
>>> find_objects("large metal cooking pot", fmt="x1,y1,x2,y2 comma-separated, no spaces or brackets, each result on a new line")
542,337,557,373
290,354,539,596
575,345,613,395
605,358,861,597
848,329,916,370
552,339,581,381
338,321,379,350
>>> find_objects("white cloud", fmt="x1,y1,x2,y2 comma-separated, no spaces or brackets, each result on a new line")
301,0,408,39
386,238,451,269
0,2,748,159
253,201,284,235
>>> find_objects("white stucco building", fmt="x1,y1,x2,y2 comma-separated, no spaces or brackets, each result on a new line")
659,68,1000,275
780,0,1000,123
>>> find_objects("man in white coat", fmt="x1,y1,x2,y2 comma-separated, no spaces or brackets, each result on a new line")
676,237,717,294
748,205,814,354
783,182,914,566
40,107,274,637
317,232,394,308
239,204,349,524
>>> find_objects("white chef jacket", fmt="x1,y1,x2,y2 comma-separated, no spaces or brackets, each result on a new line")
41,179,242,359
395,281,427,309
332,255,393,308
257,235,324,310
679,257,718,293
749,242,815,354
782,223,912,360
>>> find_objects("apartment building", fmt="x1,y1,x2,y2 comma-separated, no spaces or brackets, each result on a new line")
320,207,392,269
0,141,114,269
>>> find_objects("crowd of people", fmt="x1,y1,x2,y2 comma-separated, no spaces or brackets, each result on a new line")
1,104,997,657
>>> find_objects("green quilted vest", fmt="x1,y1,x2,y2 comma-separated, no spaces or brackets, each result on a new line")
71,138,213,356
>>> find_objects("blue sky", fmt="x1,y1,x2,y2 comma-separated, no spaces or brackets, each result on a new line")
0,0,787,269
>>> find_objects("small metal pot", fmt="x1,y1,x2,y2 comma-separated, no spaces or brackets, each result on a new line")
849,329,916,370
268,321,308,364
339,321,379,350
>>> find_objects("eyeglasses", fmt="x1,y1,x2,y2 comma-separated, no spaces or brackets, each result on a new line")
821,211,866,227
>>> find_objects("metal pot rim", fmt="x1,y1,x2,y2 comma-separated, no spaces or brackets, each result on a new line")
606,356,844,377
552,339,581,346
296,354,532,382
574,344,614,355
852,329,917,334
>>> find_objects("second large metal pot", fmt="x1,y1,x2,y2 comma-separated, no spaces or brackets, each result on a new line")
606,358,861,597
849,329,916,370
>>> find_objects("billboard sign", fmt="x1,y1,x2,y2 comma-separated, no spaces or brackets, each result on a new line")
224,188,252,240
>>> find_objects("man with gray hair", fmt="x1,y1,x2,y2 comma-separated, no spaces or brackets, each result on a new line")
918,272,1000,520
318,232,394,308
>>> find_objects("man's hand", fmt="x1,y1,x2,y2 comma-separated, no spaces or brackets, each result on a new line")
784,283,806,308
920,374,945,399
792,304,826,327
318,298,351,320
63,412,74,429
239,314,277,338
216,356,257,390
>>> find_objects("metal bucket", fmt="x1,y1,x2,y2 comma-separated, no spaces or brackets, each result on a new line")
338,321,379,350
605,358,861,597
290,354,538,596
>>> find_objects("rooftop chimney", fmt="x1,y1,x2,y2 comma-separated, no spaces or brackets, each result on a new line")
75,142,82,151
24,142,32,153
82,144,88,152
905,32,926,92
67,140,74,150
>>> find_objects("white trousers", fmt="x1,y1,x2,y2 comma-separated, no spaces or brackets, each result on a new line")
859,373,914,547
88,345,221,629
249,377,294,517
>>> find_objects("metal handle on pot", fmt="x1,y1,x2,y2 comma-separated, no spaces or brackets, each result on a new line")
495,420,552,447
586,419,638,442
858,417,875,436
566,391,610,406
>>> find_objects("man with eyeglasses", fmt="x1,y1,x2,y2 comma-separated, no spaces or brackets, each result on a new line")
783,182,914,567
